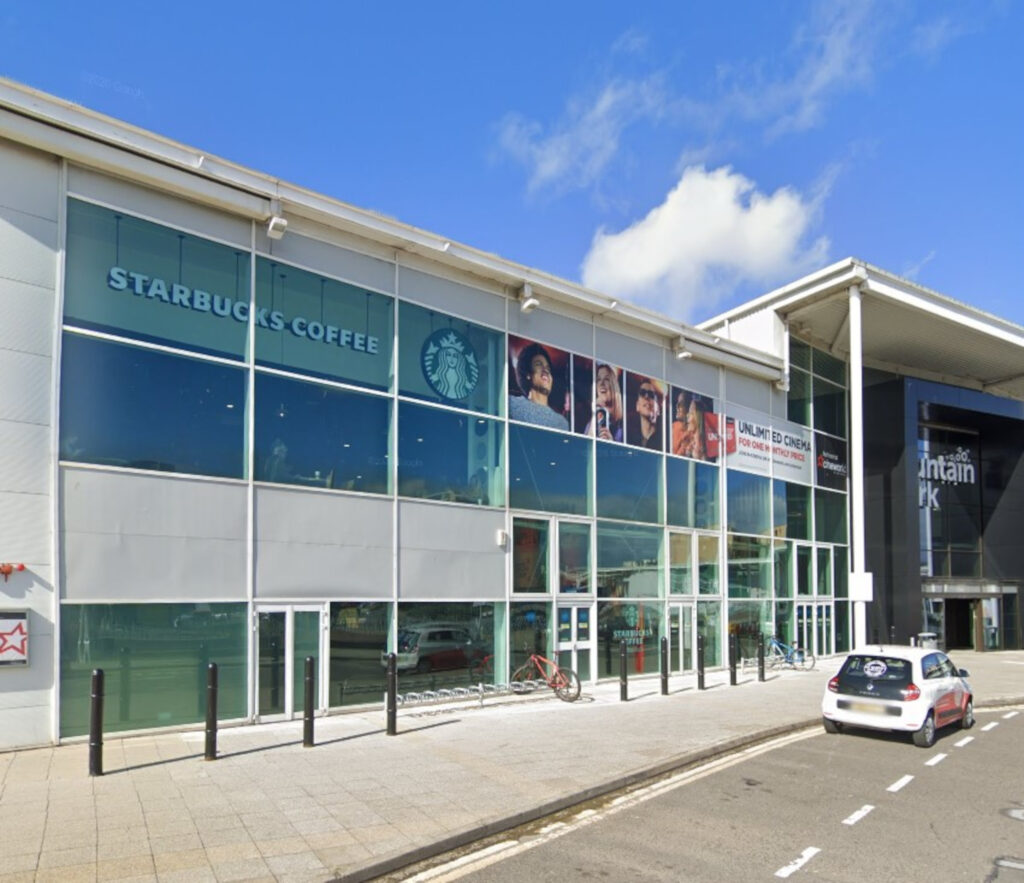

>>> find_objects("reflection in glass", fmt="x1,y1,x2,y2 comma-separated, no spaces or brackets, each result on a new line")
698,535,720,594
255,372,389,494
729,600,771,660
667,458,719,529
698,601,722,667
396,602,498,687
597,601,662,676
773,480,810,540
813,376,846,437
596,442,662,524
817,547,833,596
797,545,813,596
397,402,504,506
727,470,771,535
60,332,246,479
669,531,693,594
774,539,793,598
513,518,549,593
834,600,850,653
258,611,286,716
597,522,663,598
292,612,320,715
510,602,550,672
59,603,247,737
787,368,811,426
509,424,592,515
328,602,389,707
558,522,591,593
815,488,848,543
727,534,771,598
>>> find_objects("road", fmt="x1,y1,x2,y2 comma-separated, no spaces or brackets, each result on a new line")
397,707,1024,882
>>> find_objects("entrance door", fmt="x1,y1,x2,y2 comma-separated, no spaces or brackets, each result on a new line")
795,603,815,657
556,605,593,682
256,605,324,720
668,602,694,673
816,603,833,657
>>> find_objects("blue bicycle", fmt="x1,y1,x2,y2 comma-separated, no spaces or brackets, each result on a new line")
766,635,815,670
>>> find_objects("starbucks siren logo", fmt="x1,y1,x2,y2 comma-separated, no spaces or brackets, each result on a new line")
421,329,479,401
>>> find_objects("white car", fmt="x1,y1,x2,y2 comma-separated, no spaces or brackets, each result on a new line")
821,645,973,748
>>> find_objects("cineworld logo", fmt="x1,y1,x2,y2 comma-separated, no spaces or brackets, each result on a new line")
107,267,379,354
817,454,847,476
918,446,976,510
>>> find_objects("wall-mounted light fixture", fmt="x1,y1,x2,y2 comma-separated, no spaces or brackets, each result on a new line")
495,529,508,548
0,563,25,582
266,215,288,240
673,336,693,360
519,283,539,314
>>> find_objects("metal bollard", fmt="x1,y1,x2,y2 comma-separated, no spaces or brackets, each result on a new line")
619,641,628,702
386,652,397,736
728,634,738,686
204,663,218,761
660,636,669,696
757,633,765,683
303,656,315,748
697,633,705,691
89,668,104,777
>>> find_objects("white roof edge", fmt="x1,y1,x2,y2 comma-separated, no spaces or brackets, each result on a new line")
0,77,782,379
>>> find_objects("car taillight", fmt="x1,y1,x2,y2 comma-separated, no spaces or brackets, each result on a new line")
828,676,839,693
900,683,921,701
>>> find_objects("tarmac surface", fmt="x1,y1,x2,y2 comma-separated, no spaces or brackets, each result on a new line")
1,649,1022,883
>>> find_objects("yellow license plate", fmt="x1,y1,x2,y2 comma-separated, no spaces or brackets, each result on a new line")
850,701,885,714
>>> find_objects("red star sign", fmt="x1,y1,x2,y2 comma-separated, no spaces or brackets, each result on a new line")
0,622,28,657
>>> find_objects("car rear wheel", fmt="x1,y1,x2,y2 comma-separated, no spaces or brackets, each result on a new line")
912,711,936,748
822,717,842,735
960,698,974,730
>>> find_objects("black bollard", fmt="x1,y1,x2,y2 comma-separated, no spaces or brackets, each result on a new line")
386,652,397,736
89,668,104,777
619,641,628,702
204,663,218,761
757,633,765,683
303,656,315,748
728,633,738,686
660,636,669,696
697,633,705,691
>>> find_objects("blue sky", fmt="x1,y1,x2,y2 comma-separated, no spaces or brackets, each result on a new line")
3,1,1021,325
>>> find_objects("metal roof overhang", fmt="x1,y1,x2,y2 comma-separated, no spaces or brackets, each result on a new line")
702,260,1024,402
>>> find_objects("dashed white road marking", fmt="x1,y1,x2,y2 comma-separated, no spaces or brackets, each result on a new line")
925,753,948,767
887,774,914,792
954,736,974,748
996,858,1024,870
842,805,875,826
775,847,821,878
982,722,999,732
1003,711,1019,719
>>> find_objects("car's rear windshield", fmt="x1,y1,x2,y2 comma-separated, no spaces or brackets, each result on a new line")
838,655,912,685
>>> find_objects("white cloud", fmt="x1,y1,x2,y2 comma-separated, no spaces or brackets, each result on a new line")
495,77,667,197
580,165,830,321
902,250,937,280
909,16,969,59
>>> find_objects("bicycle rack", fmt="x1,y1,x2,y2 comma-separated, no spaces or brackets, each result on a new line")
396,679,551,710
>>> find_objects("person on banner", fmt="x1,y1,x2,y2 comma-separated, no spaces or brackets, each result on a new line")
585,362,624,441
509,342,569,430
672,390,706,460
627,376,664,451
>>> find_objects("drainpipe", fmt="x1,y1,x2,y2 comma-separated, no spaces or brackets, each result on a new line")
849,275,871,648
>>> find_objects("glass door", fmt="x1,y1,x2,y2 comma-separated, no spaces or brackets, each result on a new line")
556,604,593,682
816,603,833,657
668,602,694,673
256,605,324,720
795,603,815,657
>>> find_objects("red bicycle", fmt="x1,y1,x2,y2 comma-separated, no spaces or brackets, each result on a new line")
511,653,581,702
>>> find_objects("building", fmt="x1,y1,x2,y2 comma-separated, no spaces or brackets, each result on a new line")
0,79,1021,750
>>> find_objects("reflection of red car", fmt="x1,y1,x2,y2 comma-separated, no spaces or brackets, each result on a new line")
380,625,484,673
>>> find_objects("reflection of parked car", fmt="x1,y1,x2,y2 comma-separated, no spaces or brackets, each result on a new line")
381,624,483,673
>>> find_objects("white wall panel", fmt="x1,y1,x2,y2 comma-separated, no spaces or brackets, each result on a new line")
0,489,51,564
397,500,505,600
724,368,772,412
398,266,505,329
0,205,57,289
664,356,719,398
0,350,51,425
260,230,396,295
0,421,51,495
0,277,56,358
254,488,393,598
594,326,664,378
0,139,59,220
67,166,251,247
509,305,594,355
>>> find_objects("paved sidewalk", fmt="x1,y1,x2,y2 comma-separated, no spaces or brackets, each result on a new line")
1,650,1022,883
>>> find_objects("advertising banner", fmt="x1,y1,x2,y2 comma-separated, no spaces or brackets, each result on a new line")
815,433,849,489
771,424,813,485
726,416,773,476
0,611,28,667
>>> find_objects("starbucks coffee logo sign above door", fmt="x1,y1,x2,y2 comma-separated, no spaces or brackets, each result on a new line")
421,329,479,401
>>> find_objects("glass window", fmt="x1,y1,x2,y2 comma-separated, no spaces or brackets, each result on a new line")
729,600,771,660
834,547,848,598
513,518,549,593
772,480,811,540
255,372,389,494
329,602,389,707
774,601,794,644
596,522,663,599
812,347,846,386
813,376,846,438
395,602,498,687
790,338,810,371
728,534,771,598
834,601,850,653
509,424,592,515
398,302,503,415
727,470,771,535
797,545,813,595
596,442,662,524
817,547,833,596
64,199,251,360
698,601,722,667
667,458,719,529
815,488,848,543
255,257,394,391
59,602,247,737
510,601,551,672
597,601,663,676
669,532,693,594
558,522,591,593
774,539,793,598
698,535,720,595
60,332,246,479
787,368,811,426
397,402,503,506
